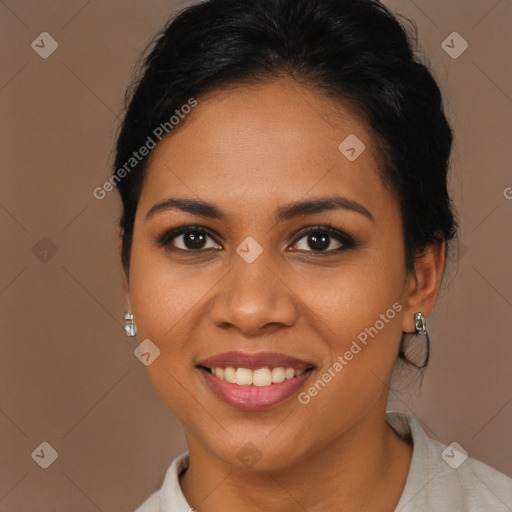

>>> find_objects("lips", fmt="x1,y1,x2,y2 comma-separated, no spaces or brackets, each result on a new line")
196,351,315,411
197,351,314,371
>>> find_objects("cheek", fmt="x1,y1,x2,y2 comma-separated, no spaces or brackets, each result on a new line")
293,250,405,343
292,264,404,433
128,244,213,418
290,246,406,410
128,241,212,360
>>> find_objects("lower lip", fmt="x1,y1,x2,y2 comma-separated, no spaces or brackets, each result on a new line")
198,367,314,411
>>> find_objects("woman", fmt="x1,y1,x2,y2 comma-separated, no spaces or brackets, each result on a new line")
113,0,512,510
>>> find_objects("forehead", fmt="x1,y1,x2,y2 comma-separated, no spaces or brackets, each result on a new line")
139,76,393,219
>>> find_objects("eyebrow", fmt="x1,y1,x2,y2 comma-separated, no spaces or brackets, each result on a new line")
145,195,374,223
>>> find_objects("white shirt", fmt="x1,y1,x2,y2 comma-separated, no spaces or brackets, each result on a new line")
134,411,512,511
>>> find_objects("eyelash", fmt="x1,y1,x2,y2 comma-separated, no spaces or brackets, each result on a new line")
156,224,356,255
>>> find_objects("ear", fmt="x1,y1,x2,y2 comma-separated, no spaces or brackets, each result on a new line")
118,227,133,313
401,239,446,334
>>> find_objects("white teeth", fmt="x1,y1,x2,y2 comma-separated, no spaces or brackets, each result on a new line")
235,368,253,386
271,367,285,383
209,366,309,386
253,368,272,386
224,367,237,383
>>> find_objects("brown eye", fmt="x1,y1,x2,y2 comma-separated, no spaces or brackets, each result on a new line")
158,226,222,251
290,226,355,253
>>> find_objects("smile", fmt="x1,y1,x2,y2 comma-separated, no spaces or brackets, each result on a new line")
203,366,308,386
196,351,315,410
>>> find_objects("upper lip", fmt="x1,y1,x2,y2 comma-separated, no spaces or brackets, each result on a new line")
197,351,315,370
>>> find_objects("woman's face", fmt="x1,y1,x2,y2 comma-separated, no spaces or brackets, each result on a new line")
124,76,424,470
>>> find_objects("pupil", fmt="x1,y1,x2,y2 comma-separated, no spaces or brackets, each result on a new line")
182,231,331,251
185,232,206,250
309,233,329,251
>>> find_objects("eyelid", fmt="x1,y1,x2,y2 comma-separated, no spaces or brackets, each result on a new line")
157,225,222,249
289,224,354,251
157,223,355,253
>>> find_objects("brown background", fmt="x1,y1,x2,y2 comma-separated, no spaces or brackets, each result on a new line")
0,0,511,510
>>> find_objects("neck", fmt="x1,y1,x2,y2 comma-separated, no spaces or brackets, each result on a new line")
179,406,413,512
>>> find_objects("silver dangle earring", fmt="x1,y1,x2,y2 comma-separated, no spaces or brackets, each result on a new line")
124,311,137,337
414,312,427,335
399,312,430,369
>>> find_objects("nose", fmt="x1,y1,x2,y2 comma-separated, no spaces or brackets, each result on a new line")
209,251,299,336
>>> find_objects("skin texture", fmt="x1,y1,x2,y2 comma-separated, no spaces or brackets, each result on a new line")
120,75,445,511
